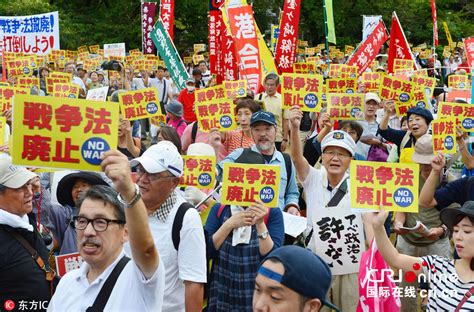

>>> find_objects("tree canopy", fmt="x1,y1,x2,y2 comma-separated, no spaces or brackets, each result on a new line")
2,0,473,55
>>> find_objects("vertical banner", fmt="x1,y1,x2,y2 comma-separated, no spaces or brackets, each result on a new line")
227,5,261,93
271,25,280,54
209,0,225,78
387,12,417,74
347,21,388,76
150,18,189,90
362,15,382,41
274,0,301,73
0,12,60,54
222,21,239,82
324,0,336,44
463,37,474,70
442,22,453,48
431,0,438,47
141,2,158,54
160,0,175,40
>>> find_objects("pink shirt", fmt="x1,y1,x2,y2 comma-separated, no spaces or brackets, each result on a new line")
167,118,187,137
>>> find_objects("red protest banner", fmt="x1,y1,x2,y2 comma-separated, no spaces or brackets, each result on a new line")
55,252,83,277
347,20,388,76
274,0,301,73
160,0,175,40
227,5,261,92
141,2,157,54
431,0,438,46
387,12,417,74
463,37,474,69
209,0,225,81
222,23,239,82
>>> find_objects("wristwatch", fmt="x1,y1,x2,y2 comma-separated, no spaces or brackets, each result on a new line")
117,183,141,209
257,231,269,240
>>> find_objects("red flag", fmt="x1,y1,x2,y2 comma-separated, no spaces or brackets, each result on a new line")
209,0,225,77
431,0,438,46
347,21,388,76
227,5,261,93
387,12,416,74
160,0,175,40
463,37,474,69
274,0,301,73
222,24,239,82
141,2,157,54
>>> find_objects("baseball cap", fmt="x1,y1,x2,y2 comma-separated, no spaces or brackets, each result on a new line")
130,141,183,177
165,100,184,117
365,92,381,105
258,246,338,311
321,130,356,156
0,158,37,189
250,111,277,127
440,201,474,231
412,134,434,164
407,107,433,124
185,77,195,84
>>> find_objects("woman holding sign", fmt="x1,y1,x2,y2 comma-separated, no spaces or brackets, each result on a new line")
204,150,284,312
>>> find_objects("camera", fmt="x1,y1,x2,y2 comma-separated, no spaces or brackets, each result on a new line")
101,60,121,71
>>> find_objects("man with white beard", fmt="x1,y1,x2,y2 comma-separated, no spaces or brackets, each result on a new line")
218,111,300,215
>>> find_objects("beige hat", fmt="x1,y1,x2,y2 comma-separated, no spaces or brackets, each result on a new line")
412,134,434,164
0,158,37,188
365,92,381,105
187,143,215,157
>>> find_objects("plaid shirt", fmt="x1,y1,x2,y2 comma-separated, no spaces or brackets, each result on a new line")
150,192,177,222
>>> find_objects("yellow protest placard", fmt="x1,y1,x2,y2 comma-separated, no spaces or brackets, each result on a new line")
327,93,365,120
52,83,81,99
89,45,100,54
443,46,451,58
118,88,162,121
448,75,470,90
305,47,316,56
345,45,354,55
7,58,35,77
350,161,419,212
183,56,193,65
328,64,358,78
149,115,167,127
17,77,40,90
432,118,456,154
193,54,205,65
0,86,29,111
194,44,206,53
12,94,119,171
419,50,431,59
195,97,237,132
281,73,324,112
378,75,415,116
179,156,216,189
224,80,247,99
326,77,358,93
77,45,89,54
438,102,474,132
46,76,71,95
412,76,436,97
221,163,281,208
0,117,5,146
362,72,382,92
306,56,320,64
292,62,316,74
393,58,414,71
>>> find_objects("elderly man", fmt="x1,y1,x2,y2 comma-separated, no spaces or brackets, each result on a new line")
0,158,52,305
218,111,300,215
48,150,164,311
130,141,207,312
253,246,337,312
289,106,372,311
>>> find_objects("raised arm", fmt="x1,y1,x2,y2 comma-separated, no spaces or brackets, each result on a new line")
419,153,444,208
456,126,474,169
101,150,158,279
289,106,310,182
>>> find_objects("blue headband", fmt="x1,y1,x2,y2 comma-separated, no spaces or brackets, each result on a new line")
258,266,283,283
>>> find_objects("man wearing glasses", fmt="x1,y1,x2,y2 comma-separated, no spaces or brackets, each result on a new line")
130,141,207,312
289,106,373,312
48,150,164,311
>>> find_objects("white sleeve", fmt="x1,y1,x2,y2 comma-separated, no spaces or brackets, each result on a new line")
132,259,165,310
177,208,207,283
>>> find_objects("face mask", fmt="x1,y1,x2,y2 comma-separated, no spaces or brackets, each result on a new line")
186,86,195,92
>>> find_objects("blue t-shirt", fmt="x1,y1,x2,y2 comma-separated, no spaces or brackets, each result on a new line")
434,177,474,210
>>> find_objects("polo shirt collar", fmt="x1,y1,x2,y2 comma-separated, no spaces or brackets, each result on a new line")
77,249,126,286
321,166,349,190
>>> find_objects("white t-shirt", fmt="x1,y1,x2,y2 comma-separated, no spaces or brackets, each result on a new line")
125,191,207,312
303,166,366,275
48,249,164,312
148,77,171,104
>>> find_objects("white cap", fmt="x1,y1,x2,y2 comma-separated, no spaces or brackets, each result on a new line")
0,158,37,188
321,131,357,156
365,92,381,104
187,143,215,157
130,141,183,177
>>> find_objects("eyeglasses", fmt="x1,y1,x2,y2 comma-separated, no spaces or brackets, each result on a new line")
323,151,352,159
71,216,125,232
136,166,175,182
